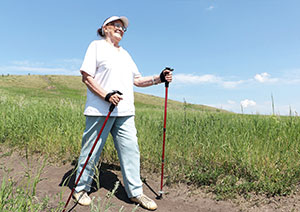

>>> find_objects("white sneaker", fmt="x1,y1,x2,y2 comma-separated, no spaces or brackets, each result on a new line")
73,190,92,206
130,194,157,210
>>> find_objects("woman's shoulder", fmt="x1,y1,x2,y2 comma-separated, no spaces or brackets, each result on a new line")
90,39,106,46
85,39,108,51
121,47,132,58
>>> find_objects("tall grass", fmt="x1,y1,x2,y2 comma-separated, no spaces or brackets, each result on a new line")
1,75,300,200
0,93,85,162
107,107,300,199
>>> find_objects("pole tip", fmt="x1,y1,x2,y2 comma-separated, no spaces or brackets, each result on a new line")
156,191,164,199
156,194,163,200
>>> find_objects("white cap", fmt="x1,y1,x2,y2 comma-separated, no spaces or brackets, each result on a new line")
102,16,129,29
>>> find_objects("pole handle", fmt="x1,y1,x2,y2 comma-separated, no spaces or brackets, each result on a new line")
109,104,115,112
108,90,123,112
164,67,173,88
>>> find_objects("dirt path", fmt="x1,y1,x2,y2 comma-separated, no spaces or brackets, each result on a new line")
1,149,300,212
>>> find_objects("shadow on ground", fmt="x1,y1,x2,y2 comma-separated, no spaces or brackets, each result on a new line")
59,162,132,206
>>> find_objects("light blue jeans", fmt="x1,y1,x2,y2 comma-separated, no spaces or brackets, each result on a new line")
75,115,143,198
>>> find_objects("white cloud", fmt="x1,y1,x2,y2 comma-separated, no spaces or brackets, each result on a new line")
173,71,300,88
206,5,215,11
174,73,245,88
222,80,245,88
227,100,236,105
0,59,82,75
241,99,256,108
1,66,69,73
61,58,82,64
254,72,278,83
174,73,221,84
174,71,300,88
11,60,45,66
211,99,300,115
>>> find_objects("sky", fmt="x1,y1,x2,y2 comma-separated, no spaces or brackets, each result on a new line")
1,0,300,115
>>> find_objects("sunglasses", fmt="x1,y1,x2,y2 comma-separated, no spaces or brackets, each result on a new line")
107,22,127,32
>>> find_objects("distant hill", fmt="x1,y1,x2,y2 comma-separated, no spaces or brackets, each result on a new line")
0,74,228,113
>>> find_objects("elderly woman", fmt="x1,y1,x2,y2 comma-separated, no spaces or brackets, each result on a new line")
73,16,172,210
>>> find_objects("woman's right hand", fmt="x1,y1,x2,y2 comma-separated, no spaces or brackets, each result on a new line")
108,93,123,106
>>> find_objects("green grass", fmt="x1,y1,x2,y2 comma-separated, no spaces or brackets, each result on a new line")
136,108,300,199
1,75,300,201
0,158,63,212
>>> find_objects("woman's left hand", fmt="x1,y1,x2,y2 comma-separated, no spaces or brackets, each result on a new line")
163,69,173,83
160,68,173,83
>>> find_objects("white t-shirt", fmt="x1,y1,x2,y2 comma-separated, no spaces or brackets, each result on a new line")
80,39,141,116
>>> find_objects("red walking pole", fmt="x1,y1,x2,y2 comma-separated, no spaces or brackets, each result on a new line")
158,67,173,199
62,91,121,212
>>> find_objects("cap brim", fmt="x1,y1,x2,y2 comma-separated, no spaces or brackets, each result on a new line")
102,16,129,28
119,16,129,28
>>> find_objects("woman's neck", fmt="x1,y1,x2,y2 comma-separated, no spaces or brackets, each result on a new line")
105,37,120,48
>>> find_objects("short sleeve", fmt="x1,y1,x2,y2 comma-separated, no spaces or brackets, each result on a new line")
132,62,141,78
80,41,97,77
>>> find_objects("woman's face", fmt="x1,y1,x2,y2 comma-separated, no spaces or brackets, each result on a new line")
104,20,126,42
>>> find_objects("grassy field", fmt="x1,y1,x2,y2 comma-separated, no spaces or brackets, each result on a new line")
1,74,300,205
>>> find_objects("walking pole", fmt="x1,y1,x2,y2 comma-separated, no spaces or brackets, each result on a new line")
158,67,173,199
62,91,122,212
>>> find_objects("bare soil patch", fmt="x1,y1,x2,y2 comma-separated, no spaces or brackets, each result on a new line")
1,149,300,212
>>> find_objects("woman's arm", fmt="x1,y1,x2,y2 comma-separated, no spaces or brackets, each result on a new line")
81,71,123,105
134,69,173,87
134,75,160,87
